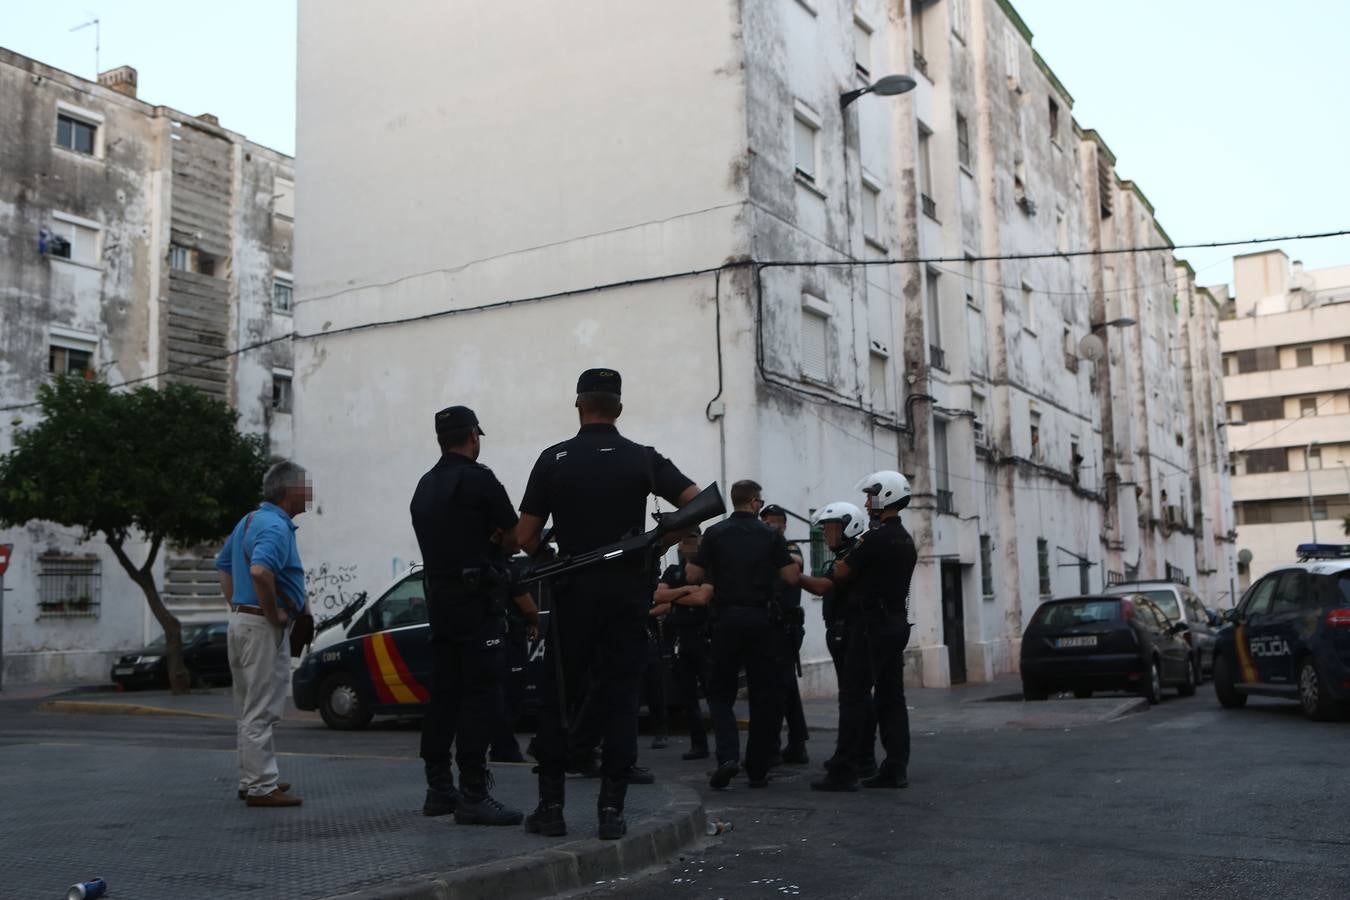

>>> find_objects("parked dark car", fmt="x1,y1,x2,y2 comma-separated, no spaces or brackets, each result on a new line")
1103,579,1221,681
1021,595,1195,703
110,621,231,689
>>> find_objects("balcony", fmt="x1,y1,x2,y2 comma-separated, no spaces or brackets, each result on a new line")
921,193,939,222
1229,412,1350,451
1233,466,1350,503
929,344,947,372
936,489,955,515
1222,360,1350,403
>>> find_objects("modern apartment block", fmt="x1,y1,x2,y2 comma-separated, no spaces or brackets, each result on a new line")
0,48,295,684
292,0,1235,689
1217,250,1350,585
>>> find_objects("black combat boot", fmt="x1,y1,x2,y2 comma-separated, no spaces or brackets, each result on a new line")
810,760,859,792
421,759,460,817
597,776,628,840
454,769,524,826
780,743,810,765
524,773,567,837
861,764,908,789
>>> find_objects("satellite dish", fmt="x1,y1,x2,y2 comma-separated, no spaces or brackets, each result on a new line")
1076,333,1105,362
1237,549,1253,566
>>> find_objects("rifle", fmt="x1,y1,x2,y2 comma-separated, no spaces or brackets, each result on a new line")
519,483,725,586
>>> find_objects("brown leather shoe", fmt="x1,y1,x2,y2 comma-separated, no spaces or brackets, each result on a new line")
238,782,290,800
245,789,302,808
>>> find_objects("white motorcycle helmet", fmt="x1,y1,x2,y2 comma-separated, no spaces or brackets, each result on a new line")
854,470,912,511
810,501,866,540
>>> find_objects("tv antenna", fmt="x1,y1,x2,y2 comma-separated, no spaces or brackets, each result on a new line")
70,16,101,77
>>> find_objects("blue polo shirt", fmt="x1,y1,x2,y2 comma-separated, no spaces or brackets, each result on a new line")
216,502,306,611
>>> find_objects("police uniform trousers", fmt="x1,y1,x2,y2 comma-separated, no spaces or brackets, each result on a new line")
826,621,876,767
641,624,670,737
672,623,711,751
419,588,506,776
492,619,530,756
534,570,647,781
777,619,809,750
707,605,784,779
832,608,910,779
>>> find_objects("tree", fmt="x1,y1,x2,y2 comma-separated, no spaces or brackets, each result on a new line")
0,377,269,692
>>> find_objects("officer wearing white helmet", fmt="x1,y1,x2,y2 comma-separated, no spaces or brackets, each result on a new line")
803,471,918,791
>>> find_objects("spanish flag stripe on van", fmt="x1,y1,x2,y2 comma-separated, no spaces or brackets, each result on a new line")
380,632,430,703
362,635,397,704
369,633,425,705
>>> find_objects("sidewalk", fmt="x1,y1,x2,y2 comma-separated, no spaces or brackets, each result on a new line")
0,739,703,900
36,685,313,721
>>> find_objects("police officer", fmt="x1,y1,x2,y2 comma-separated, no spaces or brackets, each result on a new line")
409,406,524,825
759,503,809,765
806,471,917,791
806,501,876,778
515,368,698,840
651,530,714,760
687,480,801,790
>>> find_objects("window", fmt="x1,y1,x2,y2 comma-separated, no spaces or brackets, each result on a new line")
800,298,829,382
49,344,93,377
1064,327,1078,372
1243,447,1288,474
1307,445,1322,470
1037,538,1050,596
972,393,986,444
272,274,294,314
1313,499,1328,521
169,245,190,271
272,371,293,413
934,419,953,514
926,268,942,350
793,112,819,182
956,113,971,168
979,535,994,598
1241,397,1285,422
964,253,979,307
1004,28,1020,86
1022,282,1035,332
37,555,101,618
1300,397,1318,417
352,576,428,636
1343,342,1350,363
1271,571,1309,614
56,113,97,155
1029,410,1041,460
869,350,890,412
1235,347,1279,373
1048,97,1060,142
1070,439,1082,486
911,0,927,67
1294,346,1314,367
48,217,100,265
1241,576,1277,619
861,180,880,240
854,18,872,76
917,125,936,219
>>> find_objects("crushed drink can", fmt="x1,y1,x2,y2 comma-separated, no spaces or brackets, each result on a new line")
67,878,107,900
705,818,733,836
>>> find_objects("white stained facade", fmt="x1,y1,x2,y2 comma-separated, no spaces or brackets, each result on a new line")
292,0,1235,691
0,50,294,685
1218,251,1350,586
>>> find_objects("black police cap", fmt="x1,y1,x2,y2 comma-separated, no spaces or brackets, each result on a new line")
760,504,789,520
576,368,622,396
434,405,484,436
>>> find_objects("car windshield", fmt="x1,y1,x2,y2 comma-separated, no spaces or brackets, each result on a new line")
1033,600,1120,628
1138,591,1181,620
143,624,209,651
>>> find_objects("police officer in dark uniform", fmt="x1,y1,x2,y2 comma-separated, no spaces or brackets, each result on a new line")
806,471,918,792
687,480,802,790
651,530,713,759
759,504,809,765
409,406,524,826
515,368,698,840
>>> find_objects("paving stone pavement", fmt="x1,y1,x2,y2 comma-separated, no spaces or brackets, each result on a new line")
0,742,690,899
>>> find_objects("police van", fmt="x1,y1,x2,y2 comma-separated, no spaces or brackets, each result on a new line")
1212,544,1350,721
292,565,548,730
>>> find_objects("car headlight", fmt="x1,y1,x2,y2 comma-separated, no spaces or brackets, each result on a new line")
137,655,162,665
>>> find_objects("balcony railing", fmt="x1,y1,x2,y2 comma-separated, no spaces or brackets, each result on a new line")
936,489,955,515
929,344,947,372
921,193,938,221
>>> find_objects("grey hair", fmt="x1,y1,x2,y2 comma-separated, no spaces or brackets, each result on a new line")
263,460,307,504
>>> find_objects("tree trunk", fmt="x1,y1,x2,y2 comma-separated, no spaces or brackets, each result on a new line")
106,534,190,693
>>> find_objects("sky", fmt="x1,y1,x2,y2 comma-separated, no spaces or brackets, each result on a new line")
4,0,1348,289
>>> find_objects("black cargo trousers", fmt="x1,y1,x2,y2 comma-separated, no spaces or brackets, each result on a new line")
832,607,910,780
707,604,784,779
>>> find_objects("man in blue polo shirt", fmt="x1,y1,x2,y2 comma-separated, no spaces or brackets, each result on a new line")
217,460,311,807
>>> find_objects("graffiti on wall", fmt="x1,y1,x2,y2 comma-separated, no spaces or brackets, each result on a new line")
305,563,360,615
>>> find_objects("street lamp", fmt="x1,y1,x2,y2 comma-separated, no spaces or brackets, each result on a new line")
1091,317,1137,332
840,74,918,109
1306,441,1319,542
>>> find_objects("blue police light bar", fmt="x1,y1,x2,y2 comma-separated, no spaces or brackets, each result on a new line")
1296,543,1350,560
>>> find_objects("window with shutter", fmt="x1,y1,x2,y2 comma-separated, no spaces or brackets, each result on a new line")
801,308,828,382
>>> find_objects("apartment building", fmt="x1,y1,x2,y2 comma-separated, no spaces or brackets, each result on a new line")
1218,250,1350,585
0,48,295,684
292,0,1234,689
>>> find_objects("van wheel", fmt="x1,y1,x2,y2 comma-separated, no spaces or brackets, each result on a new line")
319,672,373,730
1141,658,1162,705
1212,654,1247,709
1298,657,1337,722
1177,656,1197,697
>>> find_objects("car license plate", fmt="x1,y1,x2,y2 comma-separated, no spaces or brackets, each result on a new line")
1055,636,1098,648
113,667,134,676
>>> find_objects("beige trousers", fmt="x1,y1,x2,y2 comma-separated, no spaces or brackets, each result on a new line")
228,611,292,797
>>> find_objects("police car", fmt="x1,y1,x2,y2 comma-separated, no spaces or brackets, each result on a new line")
292,565,547,730
1212,544,1350,721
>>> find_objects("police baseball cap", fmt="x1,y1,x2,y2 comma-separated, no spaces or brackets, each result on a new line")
759,504,788,520
434,405,484,436
577,368,622,396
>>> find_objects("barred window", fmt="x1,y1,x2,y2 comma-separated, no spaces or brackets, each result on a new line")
980,535,994,598
1037,538,1051,596
38,555,101,618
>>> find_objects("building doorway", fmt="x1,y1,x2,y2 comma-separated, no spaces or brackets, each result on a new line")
940,561,967,685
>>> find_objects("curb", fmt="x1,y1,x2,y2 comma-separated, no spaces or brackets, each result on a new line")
323,788,705,900
36,699,232,721
1105,697,1149,719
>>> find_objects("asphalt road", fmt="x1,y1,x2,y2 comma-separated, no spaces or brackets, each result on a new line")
2,689,1346,899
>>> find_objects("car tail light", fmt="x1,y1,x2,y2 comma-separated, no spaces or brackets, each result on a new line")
1120,599,1135,621
1326,608,1350,627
